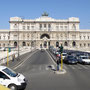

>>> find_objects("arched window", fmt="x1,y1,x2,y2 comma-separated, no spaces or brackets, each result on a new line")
72,24,76,30
40,33,50,39
80,44,82,47
31,41,34,47
64,41,68,46
14,41,17,47
23,42,26,46
48,41,50,47
56,41,59,47
72,41,76,47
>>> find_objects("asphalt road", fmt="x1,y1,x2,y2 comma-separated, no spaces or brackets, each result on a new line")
13,50,90,90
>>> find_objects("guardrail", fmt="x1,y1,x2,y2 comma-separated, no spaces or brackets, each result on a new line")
0,47,35,65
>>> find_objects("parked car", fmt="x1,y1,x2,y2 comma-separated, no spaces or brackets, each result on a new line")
0,47,6,51
78,56,90,64
0,66,27,90
62,53,67,59
64,55,78,64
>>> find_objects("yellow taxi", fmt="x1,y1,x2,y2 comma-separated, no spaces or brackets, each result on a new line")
0,84,10,90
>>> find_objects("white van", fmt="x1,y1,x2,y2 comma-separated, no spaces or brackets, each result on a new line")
0,66,27,90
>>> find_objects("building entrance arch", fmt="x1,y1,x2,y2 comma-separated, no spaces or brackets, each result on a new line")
40,33,50,39
40,33,50,49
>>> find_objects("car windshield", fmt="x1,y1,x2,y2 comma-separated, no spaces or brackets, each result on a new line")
68,56,74,59
81,56,89,59
63,53,67,56
3,68,18,77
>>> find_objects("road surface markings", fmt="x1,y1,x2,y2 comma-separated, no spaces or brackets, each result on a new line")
78,64,88,69
13,50,38,70
75,65,82,69
63,64,68,70
46,65,49,70
46,50,56,65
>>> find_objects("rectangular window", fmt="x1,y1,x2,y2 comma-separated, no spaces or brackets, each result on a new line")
23,26,25,30
84,36,86,39
31,26,34,30
40,24,42,30
44,24,46,28
3,36,5,40
56,26,59,30
27,26,30,30
88,43,90,47
8,36,10,39
48,24,51,28
80,36,81,39
48,24,51,31
65,26,67,30
72,35,76,39
60,26,63,30
14,35,17,38
88,36,89,39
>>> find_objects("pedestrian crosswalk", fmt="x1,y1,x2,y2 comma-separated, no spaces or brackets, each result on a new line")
31,64,90,72
63,64,90,70
31,64,56,72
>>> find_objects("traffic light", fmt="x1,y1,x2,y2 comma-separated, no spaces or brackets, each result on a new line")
8,48,11,52
59,45,63,53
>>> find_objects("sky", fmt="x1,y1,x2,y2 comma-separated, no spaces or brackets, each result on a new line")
0,0,90,29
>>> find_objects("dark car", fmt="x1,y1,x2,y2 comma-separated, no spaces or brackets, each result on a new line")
64,55,78,64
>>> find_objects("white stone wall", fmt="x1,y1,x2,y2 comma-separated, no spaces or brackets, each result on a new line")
0,16,90,52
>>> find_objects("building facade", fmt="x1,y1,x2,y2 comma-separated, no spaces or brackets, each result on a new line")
0,13,90,51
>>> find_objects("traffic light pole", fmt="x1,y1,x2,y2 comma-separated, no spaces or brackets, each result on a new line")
61,53,63,70
59,44,63,70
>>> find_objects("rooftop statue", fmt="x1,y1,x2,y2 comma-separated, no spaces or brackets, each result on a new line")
42,12,49,16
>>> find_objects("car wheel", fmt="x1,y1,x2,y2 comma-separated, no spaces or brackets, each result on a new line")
8,84,17,90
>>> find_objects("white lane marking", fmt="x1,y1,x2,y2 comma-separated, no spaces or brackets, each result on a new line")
39,65,42,70
51,64,56,70
75,65,82,69
46,50,56,65
13,50,38,70
71,66,76,69
46,65,49,70
68,65,75,69
84,65,90,69
78,64,88,69
63,64,68,70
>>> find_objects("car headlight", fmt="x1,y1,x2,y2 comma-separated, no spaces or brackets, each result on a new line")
18,78,23,82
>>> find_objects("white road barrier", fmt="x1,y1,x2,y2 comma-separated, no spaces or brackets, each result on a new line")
0,47,35,65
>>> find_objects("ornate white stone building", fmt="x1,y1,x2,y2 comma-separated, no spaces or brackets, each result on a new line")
0,13,90,51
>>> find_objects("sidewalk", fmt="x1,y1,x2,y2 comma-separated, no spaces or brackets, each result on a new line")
0,47,35,65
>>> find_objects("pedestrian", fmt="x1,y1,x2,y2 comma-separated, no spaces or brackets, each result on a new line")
12,54,15,61
56,56,60,71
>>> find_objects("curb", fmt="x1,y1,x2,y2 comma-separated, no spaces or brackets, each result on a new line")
55,69,66,74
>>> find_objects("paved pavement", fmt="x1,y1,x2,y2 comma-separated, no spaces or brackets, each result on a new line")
7,49,90,90
2,50,90,90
